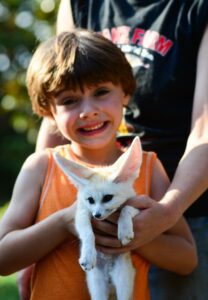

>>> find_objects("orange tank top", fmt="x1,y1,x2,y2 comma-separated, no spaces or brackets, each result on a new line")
30,144,156,300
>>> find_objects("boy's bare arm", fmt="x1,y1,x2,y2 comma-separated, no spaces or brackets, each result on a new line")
0,152,75,275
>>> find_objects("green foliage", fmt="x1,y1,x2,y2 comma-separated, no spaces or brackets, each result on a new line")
0,206,19,299
0,4,59,298
0,0,58,205
0,274,19,300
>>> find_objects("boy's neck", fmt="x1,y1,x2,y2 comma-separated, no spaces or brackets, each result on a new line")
70,141,123,166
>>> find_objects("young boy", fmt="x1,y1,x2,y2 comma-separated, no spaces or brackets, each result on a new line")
0,30,197,300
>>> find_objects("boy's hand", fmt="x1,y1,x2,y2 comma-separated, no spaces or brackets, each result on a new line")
61,202,77,236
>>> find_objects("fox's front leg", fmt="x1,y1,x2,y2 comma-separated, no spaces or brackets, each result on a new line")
75,202,97,271
118,205,139,246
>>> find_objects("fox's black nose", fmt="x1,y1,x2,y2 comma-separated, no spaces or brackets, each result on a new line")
94,213,102,219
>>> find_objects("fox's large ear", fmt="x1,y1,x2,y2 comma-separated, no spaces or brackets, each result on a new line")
53,152,94,188
110,136,142,183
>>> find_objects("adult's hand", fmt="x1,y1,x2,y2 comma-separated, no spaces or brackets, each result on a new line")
127,195,177,247
93,195,177,254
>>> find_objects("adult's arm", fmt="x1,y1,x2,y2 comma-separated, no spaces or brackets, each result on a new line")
124,24,208,247
35,118,68,151
36,0,74,152
160,24,208,220
56,0,74,34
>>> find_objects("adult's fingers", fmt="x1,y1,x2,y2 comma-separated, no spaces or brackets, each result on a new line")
126,194,156,210
95,233,121,248
105,211,120,224
96,244,130,255
95,233,132,255
130,201,174,247
92,219,117,237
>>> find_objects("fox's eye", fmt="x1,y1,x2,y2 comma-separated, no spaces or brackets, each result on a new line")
102,194,113,203
87,196,95,204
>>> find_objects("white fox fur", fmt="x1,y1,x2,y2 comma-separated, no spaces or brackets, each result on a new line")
53,137,142,300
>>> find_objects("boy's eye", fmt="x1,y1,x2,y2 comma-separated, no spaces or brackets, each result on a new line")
102,194,113,203
62,97,78,106
55,95,79,106
87,196,95,204
94,88,109,97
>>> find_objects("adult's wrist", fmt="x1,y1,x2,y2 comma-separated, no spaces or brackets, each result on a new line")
160,190,184,229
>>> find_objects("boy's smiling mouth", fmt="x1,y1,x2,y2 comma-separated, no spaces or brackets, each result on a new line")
78,121,109,135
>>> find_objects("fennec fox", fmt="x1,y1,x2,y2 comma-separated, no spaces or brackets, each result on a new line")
54,137,142,300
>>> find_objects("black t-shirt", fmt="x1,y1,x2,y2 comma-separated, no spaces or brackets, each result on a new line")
71,0,208,217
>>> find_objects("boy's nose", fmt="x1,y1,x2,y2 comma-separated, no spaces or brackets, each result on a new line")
79,100,99,119
80,110,98,119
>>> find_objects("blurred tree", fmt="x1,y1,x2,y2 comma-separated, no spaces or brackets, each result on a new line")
0,0,58,205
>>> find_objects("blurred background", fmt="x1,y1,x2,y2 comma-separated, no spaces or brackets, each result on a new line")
0,0,58,298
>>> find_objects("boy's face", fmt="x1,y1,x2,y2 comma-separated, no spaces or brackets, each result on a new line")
51,82,130,151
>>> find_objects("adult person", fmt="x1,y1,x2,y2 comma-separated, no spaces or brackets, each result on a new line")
35,0,208,299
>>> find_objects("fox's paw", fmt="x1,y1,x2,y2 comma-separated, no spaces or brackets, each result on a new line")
79,249,97,271
118,206,138,246
119,233,134,246
118,224,134,246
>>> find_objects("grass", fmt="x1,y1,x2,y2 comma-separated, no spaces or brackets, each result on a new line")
0,203,20,300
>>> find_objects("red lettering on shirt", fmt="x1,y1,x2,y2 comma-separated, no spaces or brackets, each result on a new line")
102,26,130,44
155,36,173,56
111,26,130,43
101,26,173,56
131,28,145,45
142,30,160,49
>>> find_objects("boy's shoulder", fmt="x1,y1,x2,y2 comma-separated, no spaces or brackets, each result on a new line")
13,151,50,201
22,150,49,176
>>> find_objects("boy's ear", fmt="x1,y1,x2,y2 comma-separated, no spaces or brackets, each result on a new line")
110,136,142,183
122,93,131,106
53,152,94,188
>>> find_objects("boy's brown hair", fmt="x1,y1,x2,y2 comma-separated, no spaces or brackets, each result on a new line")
26,29,136,117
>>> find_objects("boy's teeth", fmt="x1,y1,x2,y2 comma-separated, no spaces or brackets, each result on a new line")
83,123,104,131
